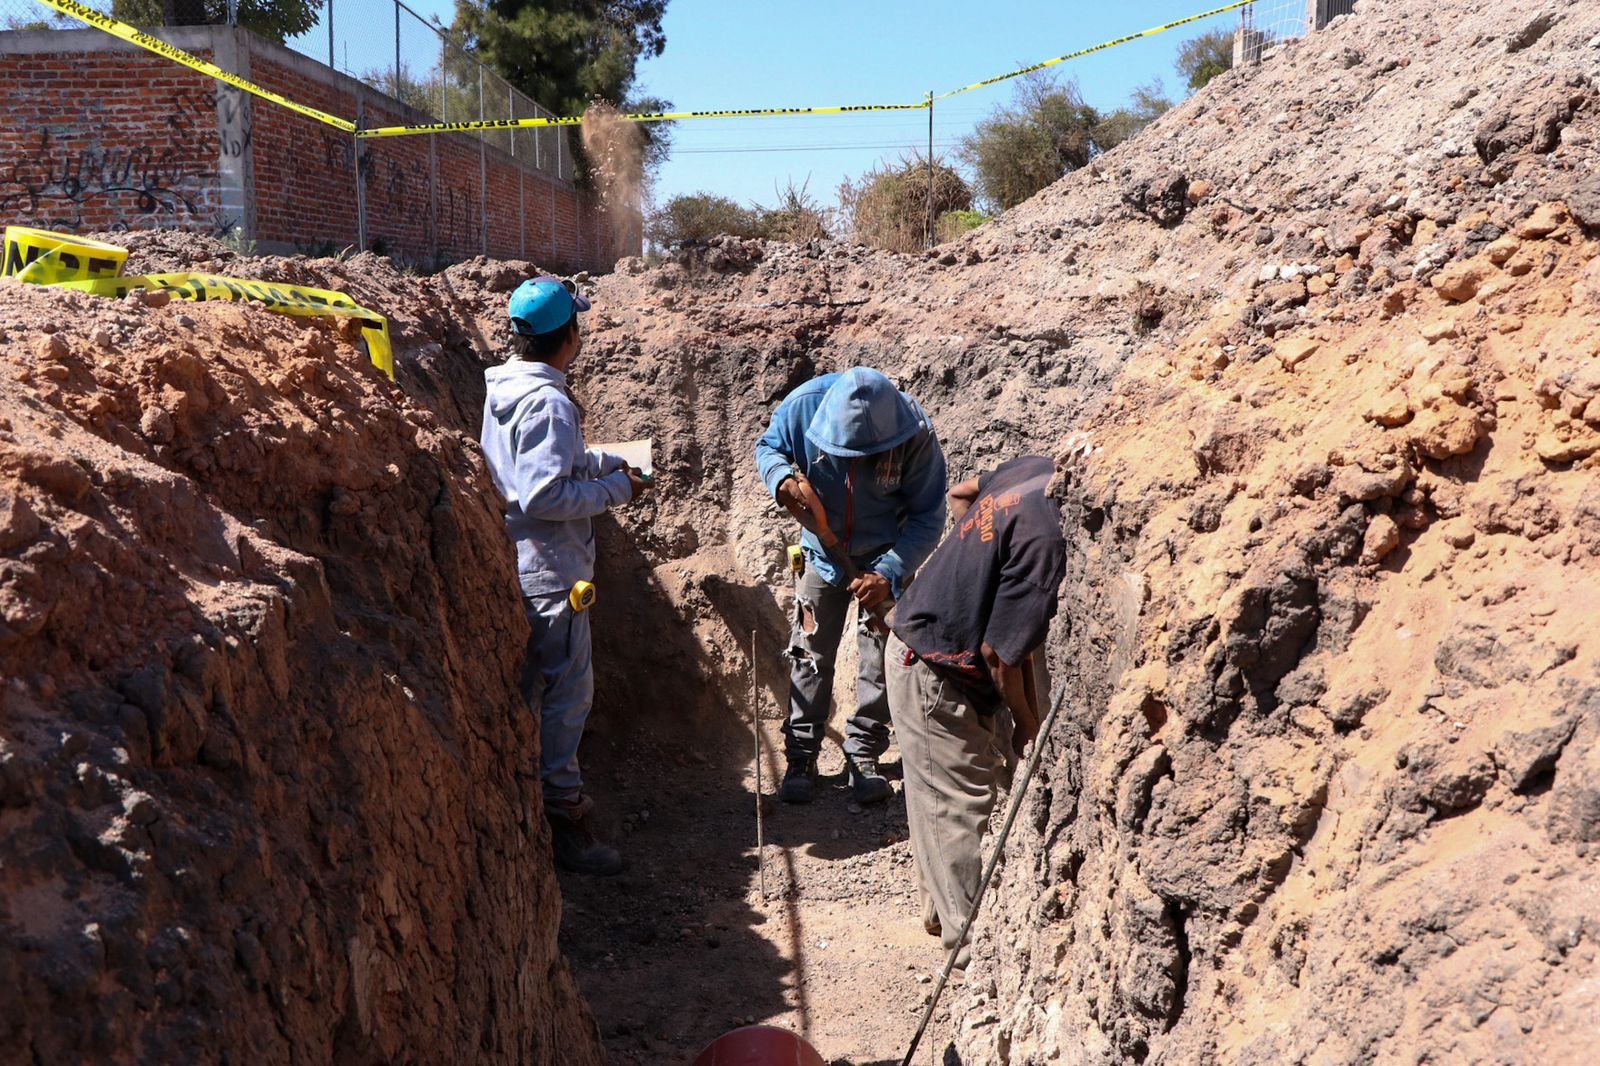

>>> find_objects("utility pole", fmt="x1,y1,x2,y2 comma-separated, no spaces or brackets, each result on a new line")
925,92,935,248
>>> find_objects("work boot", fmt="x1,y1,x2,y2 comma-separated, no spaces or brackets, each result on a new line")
545,796,624,876
847,755,892,804
779,754,819,804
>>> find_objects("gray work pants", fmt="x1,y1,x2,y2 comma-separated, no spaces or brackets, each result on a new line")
521,591,593,806
784,562,890,762
886,632,1014,972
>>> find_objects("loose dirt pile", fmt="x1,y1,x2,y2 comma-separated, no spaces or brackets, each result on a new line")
3,0,1599,1063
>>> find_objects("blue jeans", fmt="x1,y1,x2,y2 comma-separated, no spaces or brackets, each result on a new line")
521,592,593,805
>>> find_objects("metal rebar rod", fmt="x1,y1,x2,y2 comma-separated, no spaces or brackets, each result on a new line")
326,0,333,69
752,628,766,902
899,682,1070,1066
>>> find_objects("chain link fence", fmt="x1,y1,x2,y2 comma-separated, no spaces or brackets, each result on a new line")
1236,0,1359,62
290,0,571,179
0,0,573,180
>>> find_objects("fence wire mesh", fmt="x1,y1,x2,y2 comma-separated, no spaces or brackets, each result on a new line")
283,0,571,178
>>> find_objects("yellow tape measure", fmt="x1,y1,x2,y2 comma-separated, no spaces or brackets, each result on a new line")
786,545,806,575
569,580,597,613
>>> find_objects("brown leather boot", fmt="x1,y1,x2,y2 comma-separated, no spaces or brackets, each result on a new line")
545,795,624,876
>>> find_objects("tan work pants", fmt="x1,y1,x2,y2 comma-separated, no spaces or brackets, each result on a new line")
886,632,1014,971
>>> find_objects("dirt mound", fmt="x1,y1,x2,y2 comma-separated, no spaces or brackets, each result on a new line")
0,267,602,1061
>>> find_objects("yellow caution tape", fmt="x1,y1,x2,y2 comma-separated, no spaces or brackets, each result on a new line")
29,0,356,132
357,102,933,139
58,272,395,380
31,0,1255,149
4,227,392,379
937,0,1258,100
3,225,128,285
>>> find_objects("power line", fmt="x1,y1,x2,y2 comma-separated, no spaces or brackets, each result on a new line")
675,142,964,155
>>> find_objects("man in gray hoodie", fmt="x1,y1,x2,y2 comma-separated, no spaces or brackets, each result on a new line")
480,276,649,875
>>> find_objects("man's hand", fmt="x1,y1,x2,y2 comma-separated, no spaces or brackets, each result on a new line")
849,572,892,610
984,642,1044,758
625,467,652,501
775,475,814,527
1012,657,1043,757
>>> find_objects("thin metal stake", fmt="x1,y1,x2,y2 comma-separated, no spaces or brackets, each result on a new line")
326,0,334,69
752,628,767,903
925,91,935,248
393,0,401,97
899,683,1071,1066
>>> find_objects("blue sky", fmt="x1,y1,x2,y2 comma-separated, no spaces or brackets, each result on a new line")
630,1,1237,211
303,1,1246,212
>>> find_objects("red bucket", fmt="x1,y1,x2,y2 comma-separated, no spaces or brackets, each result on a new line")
691,1024,827,1066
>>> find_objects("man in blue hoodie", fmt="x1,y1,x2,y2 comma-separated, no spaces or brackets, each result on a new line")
755,367,947,805
480,276,649,876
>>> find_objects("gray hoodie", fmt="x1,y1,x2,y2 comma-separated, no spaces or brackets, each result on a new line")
480,360,631,598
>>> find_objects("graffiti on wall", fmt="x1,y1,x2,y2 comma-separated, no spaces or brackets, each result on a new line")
322,129,482,258
0,86,246,234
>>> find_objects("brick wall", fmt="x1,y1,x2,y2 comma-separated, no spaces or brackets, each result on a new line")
0,26,626,272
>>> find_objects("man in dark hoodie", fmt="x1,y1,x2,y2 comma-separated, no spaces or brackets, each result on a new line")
886,439,1087,975
755,368,947,806
480,276,649,876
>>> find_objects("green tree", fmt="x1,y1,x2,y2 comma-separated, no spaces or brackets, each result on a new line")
645,193,762,246
110,0,319,42
1089,80,1174,153
1176,28,1235,92
960,74,1170,212
452,0,672,184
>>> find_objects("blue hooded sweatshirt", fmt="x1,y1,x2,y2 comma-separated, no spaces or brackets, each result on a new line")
755,368,947,596
480,360,632,598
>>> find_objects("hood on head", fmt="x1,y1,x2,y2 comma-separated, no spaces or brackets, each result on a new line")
804,367,924,458
485,360,564,418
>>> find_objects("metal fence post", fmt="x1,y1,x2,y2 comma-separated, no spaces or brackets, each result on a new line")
479,64,488,256
394,1,401,97
354,102,368,251
439,34,447,119
326,0,334,69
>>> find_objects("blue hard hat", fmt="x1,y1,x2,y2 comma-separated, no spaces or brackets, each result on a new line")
508,275,591,336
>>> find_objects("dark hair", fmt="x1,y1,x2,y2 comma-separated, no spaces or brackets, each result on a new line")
510,311,578,362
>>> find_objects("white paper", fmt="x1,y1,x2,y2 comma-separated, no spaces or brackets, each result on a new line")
595,438,653,477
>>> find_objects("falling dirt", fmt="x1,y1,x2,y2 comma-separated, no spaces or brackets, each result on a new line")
3,0,1600,1063
582,102,649,264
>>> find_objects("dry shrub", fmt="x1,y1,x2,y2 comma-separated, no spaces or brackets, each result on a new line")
755,178,833,243
839,155,971,253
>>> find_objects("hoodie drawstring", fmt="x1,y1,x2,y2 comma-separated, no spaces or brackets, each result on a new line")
844,458,856,556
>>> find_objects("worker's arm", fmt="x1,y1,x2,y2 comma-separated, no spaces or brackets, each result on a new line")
515,411,634,520
981,527,1066,754
754,397,806,497
948,476,981,521
983,642,1042,754
871,430,949,598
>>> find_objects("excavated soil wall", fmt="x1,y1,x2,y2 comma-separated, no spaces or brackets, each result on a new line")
0,247,604,1063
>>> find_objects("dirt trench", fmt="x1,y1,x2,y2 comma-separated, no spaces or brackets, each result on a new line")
5,0,1600,1062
